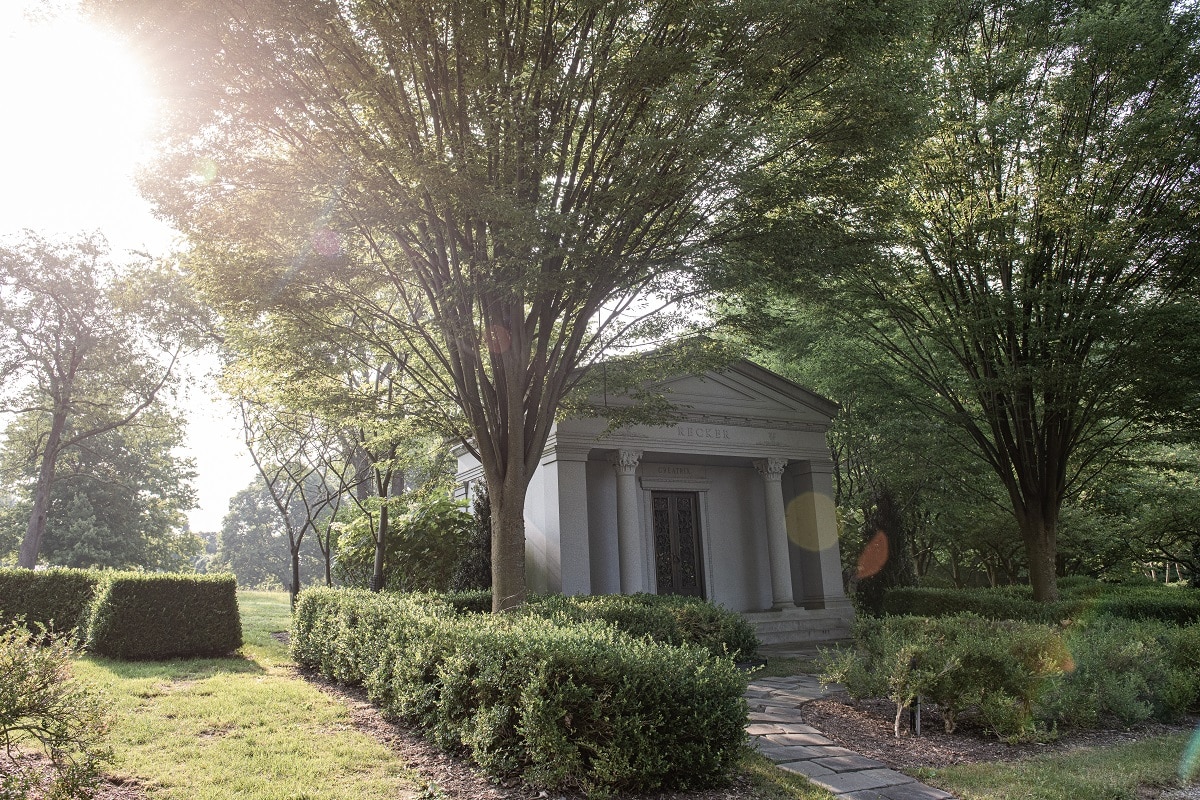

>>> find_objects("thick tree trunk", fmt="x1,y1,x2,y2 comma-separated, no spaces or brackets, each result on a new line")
490,467,529,613
1020,514,1059,603
17,407,69,569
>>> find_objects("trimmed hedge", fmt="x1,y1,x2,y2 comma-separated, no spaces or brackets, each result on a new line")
425,589,760,661
522,592,760,662
85,573,242,660
292,588,748,795
882,582,1200,625
0,567,102,636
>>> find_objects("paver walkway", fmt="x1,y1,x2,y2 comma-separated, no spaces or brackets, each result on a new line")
744,675,957,800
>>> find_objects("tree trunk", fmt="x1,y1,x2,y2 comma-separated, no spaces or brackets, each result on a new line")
372,499,388,592
490,468,529,613
290,545,301,609
17,406,69,569
1020,514,1059,603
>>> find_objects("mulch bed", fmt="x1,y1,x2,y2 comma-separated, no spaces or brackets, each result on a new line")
802,690,1198,774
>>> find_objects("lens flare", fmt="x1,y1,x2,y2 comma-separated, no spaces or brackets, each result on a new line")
1181,725,1200,783
857,530,889,579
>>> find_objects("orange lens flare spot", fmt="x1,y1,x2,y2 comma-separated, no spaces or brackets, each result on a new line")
856,530,889,579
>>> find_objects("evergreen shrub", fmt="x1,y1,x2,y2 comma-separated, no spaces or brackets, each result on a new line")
882,582,1200,625
85,573,242,660
292,588,748,795
522,592,761,661
0,567,101,637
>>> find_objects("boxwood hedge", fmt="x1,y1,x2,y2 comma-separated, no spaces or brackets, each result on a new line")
292,588,748,795
0,567,101,637
84,573,242,660
425,589,760,661
882,582,1200,625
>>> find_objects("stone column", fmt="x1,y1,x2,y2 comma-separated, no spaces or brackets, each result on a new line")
612,449,646,593
754,457,797,609
790,459,851,610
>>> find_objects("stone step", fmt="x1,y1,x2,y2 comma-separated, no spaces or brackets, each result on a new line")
744,607,854,645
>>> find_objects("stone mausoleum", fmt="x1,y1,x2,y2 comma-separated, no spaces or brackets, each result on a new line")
454,360,854,643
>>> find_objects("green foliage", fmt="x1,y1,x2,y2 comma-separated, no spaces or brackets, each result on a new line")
1041,619,1200,727
825,614,1200,742
883,582,1200,625
292,588,748,795
449,486,492,592
214,476,328,591
336,494,472,593
522,593,760,662
0,623,112,800
822,615,1071,740
0,567,101,637
0,232,201,569
85,573,243,660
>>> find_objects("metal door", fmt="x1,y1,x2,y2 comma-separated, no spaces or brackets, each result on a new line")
651,491,705,597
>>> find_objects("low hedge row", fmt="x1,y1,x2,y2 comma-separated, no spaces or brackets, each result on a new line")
425,589,760,661
292,588,748,795
822,614,1200,741
0,568,102,635
0,568,242,660
882,582,1200,625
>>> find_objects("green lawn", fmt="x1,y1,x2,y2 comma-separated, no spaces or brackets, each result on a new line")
921,732,1200,800
75,591,421,800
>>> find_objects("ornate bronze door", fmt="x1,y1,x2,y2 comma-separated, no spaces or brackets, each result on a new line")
651,491,705,597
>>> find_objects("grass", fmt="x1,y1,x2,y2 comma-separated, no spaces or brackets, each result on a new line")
752,656,824,678
917,732,1200,800
74,590,421,800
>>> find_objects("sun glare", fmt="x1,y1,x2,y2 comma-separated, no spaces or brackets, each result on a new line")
0,1,172,251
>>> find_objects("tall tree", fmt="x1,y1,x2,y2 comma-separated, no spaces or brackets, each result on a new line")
0,405,199,571
98,0,905,609
719,0,1200,601
0,233,193,568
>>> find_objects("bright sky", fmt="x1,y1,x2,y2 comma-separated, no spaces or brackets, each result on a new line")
0,0,252,533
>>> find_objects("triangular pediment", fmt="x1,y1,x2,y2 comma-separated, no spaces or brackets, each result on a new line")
585,359,837,428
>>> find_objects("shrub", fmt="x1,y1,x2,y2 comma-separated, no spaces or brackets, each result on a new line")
1039,618,1200,727
0,623,112,800
522,593,760,661
85,573,242,660
822,614,1071,741
882,582,1200,626
292,588,748,795
0,567,101,638
824,613,1200,739
336,494,473,592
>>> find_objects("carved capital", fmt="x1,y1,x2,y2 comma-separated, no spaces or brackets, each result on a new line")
753,457,788,481
611,449,643,476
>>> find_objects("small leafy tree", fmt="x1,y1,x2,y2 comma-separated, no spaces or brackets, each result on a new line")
0,623,112,800
336,494,472,593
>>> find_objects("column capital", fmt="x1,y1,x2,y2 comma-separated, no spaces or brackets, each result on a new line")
610,449,643,476
753,457,788,481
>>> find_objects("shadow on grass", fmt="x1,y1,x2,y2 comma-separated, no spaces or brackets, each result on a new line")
84,652,265,681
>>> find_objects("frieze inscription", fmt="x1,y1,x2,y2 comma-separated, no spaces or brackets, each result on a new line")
677,425,731,440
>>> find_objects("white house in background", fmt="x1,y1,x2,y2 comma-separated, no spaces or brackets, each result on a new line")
454,360,854,643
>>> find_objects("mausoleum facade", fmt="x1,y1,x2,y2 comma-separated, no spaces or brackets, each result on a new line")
454,360,854,642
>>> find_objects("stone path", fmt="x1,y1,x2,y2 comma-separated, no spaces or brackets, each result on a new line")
745,675,956,800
